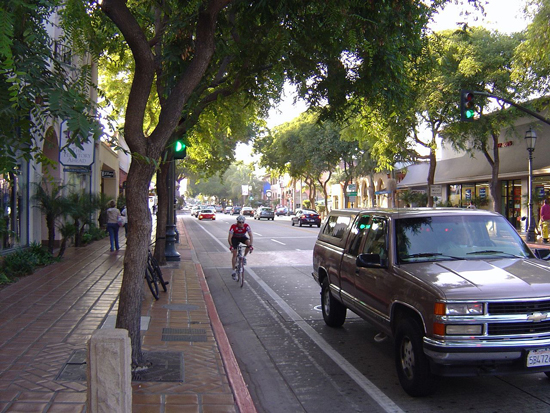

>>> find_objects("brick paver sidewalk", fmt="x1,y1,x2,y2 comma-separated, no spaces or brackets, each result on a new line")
0,217,253,412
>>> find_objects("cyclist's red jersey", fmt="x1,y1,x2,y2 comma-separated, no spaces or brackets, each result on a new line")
230,223,251,237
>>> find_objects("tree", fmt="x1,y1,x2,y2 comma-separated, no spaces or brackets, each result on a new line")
255,113,358,210
439,28,525,213
0,1,102,175
63,0,448,366
31,181,69,255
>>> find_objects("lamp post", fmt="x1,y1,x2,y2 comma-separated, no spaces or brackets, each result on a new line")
525,127,538,242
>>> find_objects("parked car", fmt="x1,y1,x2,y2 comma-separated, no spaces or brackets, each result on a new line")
241,206,254,216
275,207,288,216
224,206,232,214
254,207,275,220
291,209,321,227
313,207,550,396
231,206,242,215
197,208,216,220
215,205,223,213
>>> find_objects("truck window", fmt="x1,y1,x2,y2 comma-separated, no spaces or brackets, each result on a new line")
323,215,351,239
348,214,371,256
362,218,388,263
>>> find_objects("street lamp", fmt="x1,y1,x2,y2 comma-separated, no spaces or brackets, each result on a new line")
525,127,538,242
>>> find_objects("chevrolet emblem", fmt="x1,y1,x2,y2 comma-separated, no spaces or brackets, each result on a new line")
527,312,549,322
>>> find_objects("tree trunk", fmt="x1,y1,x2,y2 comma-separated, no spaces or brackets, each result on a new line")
115,160,155,366
367,175,375,208
74,219,81,247
427,149,436,207
46,215,55,254
154,162,169,265
490,132,500,213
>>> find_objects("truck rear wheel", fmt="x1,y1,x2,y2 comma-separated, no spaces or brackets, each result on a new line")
394,318,437,397
321,278,346,327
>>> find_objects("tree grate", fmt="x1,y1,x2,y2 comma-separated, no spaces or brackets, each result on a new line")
56,349,184,382
161,328,207,342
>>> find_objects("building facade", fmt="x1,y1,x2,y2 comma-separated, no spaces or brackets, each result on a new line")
397,113,550,232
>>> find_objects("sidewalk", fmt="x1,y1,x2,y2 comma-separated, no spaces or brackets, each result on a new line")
0,218,254,412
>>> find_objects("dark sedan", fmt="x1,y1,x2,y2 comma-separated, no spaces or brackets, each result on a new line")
275,207,288,216
291,209,321,227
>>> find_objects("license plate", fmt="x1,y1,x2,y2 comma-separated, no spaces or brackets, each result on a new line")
527,348,550,367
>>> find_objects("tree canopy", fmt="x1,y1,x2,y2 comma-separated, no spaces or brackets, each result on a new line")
0,0,102,174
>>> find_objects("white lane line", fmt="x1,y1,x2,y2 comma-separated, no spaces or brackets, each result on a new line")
271,239,286,245
197,223,404,413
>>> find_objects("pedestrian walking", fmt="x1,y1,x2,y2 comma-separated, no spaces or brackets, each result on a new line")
106,200,121,251
121,205,128,237
540,199,550,243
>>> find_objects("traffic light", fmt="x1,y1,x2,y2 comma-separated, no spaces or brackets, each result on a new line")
173,139,187,159
460,90,475,122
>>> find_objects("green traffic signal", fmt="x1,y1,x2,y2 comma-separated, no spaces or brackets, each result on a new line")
174,139,187,159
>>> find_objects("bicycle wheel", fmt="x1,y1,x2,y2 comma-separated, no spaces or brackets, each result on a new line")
149,253,168,292
145,265,159,300
238,256,244,288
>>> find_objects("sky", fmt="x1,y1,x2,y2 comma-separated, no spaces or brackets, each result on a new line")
239,0,532,161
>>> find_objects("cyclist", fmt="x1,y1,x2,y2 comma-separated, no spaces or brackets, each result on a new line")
228,215,254,280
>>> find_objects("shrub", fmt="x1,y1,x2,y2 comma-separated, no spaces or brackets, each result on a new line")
27,242,57,266
85,224,107,243
0,272,10,285
3,249,37,277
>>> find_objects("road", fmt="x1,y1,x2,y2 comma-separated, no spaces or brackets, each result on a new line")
182,211,550,413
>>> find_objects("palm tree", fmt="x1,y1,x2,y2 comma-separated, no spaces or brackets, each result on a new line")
31,181,68,254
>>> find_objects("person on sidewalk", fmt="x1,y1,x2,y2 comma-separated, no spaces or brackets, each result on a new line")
121,205,128,236
541,199,550,243
106,200,121,251
228,215,253,280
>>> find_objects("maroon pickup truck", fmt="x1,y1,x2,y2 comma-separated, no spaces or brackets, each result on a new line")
313,208,550,396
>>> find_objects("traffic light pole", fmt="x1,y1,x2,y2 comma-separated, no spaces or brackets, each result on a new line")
165,158,180,261
472,91,550,126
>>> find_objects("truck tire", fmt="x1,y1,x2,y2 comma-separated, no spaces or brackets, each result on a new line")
394,318,437,397
321,278,346,327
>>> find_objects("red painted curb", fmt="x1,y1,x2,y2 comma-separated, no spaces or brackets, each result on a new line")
196,263,257,413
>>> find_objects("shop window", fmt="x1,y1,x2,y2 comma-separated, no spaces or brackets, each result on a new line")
0,173,20,251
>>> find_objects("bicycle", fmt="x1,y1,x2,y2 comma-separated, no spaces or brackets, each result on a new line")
145,249,169,299
234,244,246,288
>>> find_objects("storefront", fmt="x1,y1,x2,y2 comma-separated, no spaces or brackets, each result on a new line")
397,115,550,232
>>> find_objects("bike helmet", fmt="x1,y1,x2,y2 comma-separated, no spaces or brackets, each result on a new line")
236,215,246,223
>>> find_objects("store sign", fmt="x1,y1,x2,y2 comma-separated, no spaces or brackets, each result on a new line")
479,188,486,198
430,185,442,196
59,122,95,167
101,171,115,178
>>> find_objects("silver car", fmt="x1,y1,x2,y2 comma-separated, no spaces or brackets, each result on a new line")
254,207,274,220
